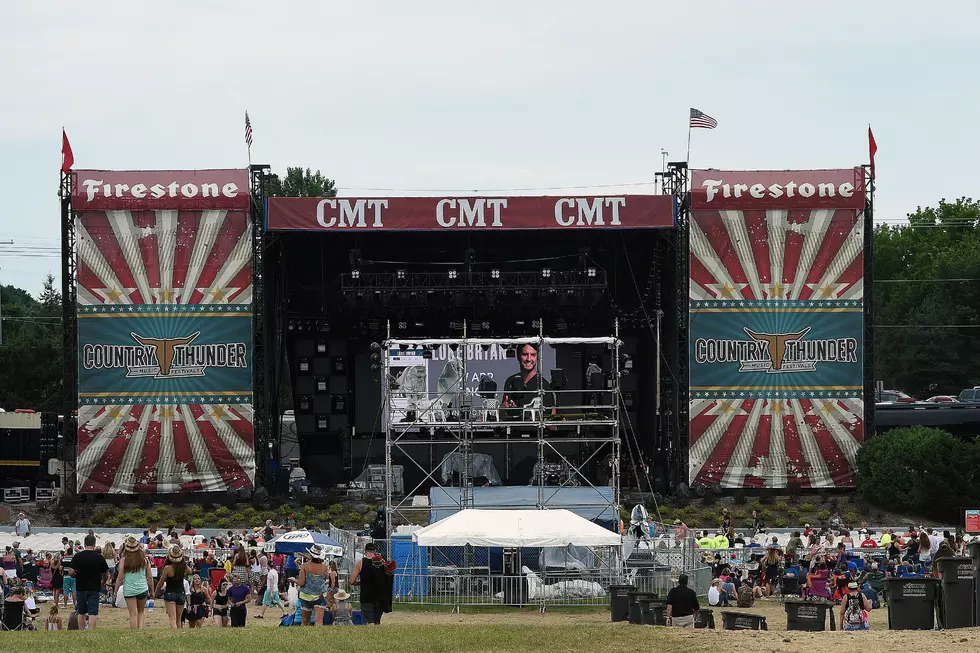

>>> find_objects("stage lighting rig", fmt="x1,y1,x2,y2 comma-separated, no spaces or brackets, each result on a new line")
369,342,382,370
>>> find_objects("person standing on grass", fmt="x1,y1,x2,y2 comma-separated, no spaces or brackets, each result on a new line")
14,512,30,538
114,537,153,629
297,544,330,626
185,575,208,628
70,533,109,630
228,573,251,627
351,542,383,625
666,574,700,628
211,579,232,627
257,563,286,619
154,546,187,629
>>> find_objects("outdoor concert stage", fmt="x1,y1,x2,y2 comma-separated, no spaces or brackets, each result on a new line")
60,164,873,503
266,189,685,500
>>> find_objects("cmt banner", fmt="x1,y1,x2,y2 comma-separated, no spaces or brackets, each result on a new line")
688,169,866,488
72,169,255,494
267,195,674,231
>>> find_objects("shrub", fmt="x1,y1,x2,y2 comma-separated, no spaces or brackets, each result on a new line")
844,511,859,526
733,509,747,521
278,503,293,517
858,426,980,521
317,511,332,524
800,503,816,513
132,516,150,528
328,504,345,517
773,501,789,513
732,490,748,505
346,511,363,525
786,508,800,521
242,506,259,520
217,518,232,530
128,508,145,519
817,509,832,522
749,501,764,513
774,518,788,528
106,516,122,528
759,509,773,523
302,504,318,516
214,506,231,517
189,505,205,518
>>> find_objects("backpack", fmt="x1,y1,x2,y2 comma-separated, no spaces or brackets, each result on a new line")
67,611,80,630
737,584,754,608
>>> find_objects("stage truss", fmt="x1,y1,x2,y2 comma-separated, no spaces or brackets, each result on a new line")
382,322,624,536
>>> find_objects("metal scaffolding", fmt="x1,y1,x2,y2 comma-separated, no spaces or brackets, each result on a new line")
382,321,623,536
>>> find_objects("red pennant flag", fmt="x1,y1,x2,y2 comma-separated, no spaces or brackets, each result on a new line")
61,129,74,173
868,126,877,180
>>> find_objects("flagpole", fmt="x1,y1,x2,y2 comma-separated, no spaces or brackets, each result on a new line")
686,119,692,165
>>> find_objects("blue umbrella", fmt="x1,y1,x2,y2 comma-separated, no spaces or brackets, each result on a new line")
265,530,343,556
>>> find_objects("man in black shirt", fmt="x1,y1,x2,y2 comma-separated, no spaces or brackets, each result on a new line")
666,573,700,628
501,343,556,420
69,533,109,629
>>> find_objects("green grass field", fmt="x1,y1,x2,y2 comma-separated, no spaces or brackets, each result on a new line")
0,624,689,653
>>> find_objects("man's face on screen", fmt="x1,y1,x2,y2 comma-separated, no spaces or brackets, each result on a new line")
519,345,537,372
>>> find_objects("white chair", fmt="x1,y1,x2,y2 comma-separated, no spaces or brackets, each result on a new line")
481,398,499,422
418,399,446,422
522,397,543,421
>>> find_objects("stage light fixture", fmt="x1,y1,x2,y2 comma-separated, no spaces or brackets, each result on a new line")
422,348,433,360
505,347,516,359
316,340,327,354
414,321,425,328
515,320,525,327
398,321,408,330
449,343,459,352
448,269,458,279
351,270,361,279
396,269,406,280
288,323,295,331
399,343,409,352
491,269,500,279
541,268,551,278
587,267,596,277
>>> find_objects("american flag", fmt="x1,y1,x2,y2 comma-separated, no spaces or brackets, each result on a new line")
245,111,253,148
690,108,718,129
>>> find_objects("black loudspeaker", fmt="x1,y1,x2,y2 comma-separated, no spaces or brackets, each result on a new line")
252,487,269,506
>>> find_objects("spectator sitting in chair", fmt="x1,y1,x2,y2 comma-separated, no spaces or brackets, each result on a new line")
859,530,878,549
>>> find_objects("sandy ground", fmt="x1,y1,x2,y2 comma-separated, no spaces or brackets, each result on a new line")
44,595,980,652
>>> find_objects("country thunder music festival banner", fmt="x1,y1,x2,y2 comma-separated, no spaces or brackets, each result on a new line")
72,169,256,493
688,169,866,489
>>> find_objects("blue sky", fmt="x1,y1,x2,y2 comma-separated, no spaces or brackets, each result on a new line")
3,0,979,294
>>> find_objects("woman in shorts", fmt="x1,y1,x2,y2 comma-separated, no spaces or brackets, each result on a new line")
154,546,187,629
114,537,154,629
211,579,231,627
297,544,329,626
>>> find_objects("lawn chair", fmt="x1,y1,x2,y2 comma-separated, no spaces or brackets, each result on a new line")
1,601,36,631
37,567,53,591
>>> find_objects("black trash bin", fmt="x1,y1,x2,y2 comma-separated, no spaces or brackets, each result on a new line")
639,597,668,626
720,611,768,630
969,542,980,628
784,598,832,631
694,608,715,629
936,557,975,629
883,577,940,630
609,584,635,622
627,591,659,625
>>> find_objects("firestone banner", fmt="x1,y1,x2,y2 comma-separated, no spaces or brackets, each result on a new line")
73,169,256,494
688,168,866,489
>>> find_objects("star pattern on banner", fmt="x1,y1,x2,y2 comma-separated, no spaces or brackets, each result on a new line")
806,281,849,300
690,299,863,309
79,395,252,405
78,303,252,315
691,389,862,399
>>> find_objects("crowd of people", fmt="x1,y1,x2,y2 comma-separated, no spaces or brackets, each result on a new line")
1,518,395,631
688,514,969,632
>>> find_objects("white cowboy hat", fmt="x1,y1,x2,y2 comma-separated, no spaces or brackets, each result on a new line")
334,589,350,601
306,544,328,560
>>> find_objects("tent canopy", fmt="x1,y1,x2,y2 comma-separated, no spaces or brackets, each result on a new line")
412,509,621,548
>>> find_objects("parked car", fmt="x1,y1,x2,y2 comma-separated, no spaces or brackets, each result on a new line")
924,395,959,403
877,390,916,404
957,388,980,404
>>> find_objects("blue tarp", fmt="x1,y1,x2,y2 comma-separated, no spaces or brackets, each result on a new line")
428,486,617,523
390,535,428,597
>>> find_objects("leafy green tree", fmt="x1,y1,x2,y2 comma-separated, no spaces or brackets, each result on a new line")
268,167,337,197
0,274,63,411
873,197,980,397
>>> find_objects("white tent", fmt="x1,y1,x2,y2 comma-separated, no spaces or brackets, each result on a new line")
412,509,621,548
